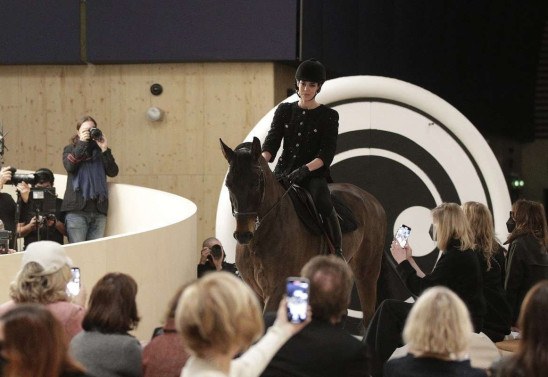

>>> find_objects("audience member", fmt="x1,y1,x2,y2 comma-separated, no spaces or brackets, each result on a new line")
70,272,141,377
61,115,118,243
0,303,91,377
0,166,17,250
363,203,486,376
143,285,190,377
488,280,548,377
176,272,309,377
17,168,66,249
197,237,238,278
0,241,85,341
261,255,370,377
503,199,548,325
462,201,512,342
384,286,487,377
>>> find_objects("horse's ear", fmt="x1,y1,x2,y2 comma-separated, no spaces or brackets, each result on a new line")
220,138,235,163
251,137,262,162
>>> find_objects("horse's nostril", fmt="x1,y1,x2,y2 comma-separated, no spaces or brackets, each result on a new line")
234,231,254,245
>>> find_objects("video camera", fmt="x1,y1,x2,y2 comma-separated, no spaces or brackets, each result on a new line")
6,167,35,185
0,229,11,254
30,187,57,216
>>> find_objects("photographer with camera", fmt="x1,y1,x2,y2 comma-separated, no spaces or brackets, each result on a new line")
0,166,18,252
197,237,239,278
61,115,118,243
17,168,66,249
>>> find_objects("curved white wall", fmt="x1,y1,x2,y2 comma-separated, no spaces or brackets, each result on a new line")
0,175,197,340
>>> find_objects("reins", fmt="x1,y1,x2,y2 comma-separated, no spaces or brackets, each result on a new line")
231,164,293,230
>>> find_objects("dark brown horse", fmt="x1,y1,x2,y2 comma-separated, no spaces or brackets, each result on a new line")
221,137,386,326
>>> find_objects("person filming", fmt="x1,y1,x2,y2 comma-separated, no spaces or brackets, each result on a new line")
17,168,66,249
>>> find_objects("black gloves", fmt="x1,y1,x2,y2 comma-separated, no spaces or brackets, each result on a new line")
287,165,310,184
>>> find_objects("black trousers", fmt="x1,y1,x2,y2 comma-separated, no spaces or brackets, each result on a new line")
362,299,412,377
302,177,333,217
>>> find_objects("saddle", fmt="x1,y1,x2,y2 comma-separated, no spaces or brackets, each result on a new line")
279,178,358,236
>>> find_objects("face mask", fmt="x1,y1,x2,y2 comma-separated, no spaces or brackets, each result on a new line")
429,224,436,241
506,216,516,233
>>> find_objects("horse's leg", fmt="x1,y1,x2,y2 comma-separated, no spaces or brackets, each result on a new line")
352,236,384,328
236,246,266,307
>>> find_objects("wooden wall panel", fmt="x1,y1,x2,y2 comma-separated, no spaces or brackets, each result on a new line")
0,62,293,250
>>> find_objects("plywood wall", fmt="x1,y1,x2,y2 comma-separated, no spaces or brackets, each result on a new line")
0,62,295,254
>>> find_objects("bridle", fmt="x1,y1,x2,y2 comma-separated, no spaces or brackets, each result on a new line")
230,163,293,230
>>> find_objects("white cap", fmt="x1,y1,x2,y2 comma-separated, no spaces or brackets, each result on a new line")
22,241,72,275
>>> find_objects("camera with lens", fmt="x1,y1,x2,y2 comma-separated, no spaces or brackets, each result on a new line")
6,167,35,185
89,127,103,141
210,244,223,259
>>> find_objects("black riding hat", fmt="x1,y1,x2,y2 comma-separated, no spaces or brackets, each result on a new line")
295,59,326,85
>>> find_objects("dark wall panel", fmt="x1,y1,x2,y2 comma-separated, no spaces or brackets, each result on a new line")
0,1,81,64
301,0,548,142
86,0,298,63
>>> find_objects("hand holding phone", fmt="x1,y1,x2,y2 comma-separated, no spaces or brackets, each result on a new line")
395,224,412,248
67,267,81,297
286,277,309,324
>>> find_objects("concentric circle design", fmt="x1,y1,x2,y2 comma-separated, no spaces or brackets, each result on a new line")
216,76,511,301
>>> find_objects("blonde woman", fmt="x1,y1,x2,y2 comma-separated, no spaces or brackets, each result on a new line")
364,203,486,376
384,287,486,376
176,272,309,377
462,201,511,342
0,241,85,341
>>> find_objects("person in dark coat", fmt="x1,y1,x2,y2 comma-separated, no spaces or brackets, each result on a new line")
462,201,512,342
363,203,486,377
504,199,548,325
261,59,343,259
261,255,370,377
61,115,118,243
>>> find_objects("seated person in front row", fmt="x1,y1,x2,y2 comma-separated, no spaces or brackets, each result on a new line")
197,237,239,278
261,255,370,377
384,286,486,377
17,168,66,249
176,272,309,377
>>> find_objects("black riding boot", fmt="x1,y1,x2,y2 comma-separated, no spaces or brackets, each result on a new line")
324,208,345,261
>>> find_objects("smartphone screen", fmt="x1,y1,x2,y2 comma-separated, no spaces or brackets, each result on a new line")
395,225,412,248
67,267,81,297
286,277,309,323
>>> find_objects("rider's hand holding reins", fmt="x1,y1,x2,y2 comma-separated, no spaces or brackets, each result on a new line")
287,165,310,184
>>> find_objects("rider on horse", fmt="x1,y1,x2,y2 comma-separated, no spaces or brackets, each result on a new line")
261,59,344,260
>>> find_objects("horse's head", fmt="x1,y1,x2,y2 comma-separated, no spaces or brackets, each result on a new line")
220,137,265,244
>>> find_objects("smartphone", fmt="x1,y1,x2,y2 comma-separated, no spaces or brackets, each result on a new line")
286,277,309,324
67,267,81,296
395,224,412,248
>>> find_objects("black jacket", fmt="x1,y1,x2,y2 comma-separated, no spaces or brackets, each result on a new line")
476,246,512,341
261,313,370,377
262,102,339,179
397,239,486,332
504,233,548,323
61,141,118,215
